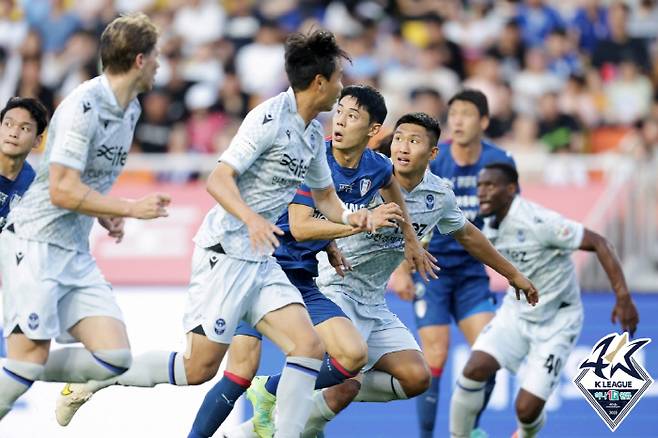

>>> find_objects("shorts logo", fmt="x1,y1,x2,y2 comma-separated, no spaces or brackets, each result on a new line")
359,179,372,196
414,299,427,319
27,313,39,330
209,255,219,270
425,194,435,210
15,251,24,266
214,318,226,335
573,332,653,431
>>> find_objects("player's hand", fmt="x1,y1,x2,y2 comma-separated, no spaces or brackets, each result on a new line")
129,193,171,219
98,217,125,243
388,266,415,301
509,272,539,306
245,212,284,255
326,241,352,277
611,293,639,337
368,203,405,232
346,208,369,231
405,239,439,282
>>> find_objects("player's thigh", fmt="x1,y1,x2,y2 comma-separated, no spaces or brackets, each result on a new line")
6,332,51,364
374,348,430,396
226,323,263,380
315,316,367,371
521,308,583,401
471,301,528,376
457,310,495,346
366,307,422,373
412,273,453,329
69,316,129,351
417,324,450,369
183,331,229,385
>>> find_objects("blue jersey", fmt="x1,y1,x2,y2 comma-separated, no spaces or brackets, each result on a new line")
0,161,35,232
274,141,393,276
427,140,515,276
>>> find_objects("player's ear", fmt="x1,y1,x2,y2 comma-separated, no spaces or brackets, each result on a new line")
32,133,43,150
480,115,490,131
367,122,381,138
429,145,438,160
506,182,517,196
134,52,146,70
314,74,326,91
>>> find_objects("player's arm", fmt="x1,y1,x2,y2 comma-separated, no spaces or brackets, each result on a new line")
380,175,438,281
453,221,539,305
579,228,638,336
288,202,359,242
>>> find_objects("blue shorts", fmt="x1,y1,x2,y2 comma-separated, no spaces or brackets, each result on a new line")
412,273,496,328
234,269,347,341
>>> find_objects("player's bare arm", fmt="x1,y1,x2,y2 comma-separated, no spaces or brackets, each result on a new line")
311,184,377,230
579,228,639,336
49,163,170,219
206,161,284,253
389,260,416,301
380,175,438,281
325,240,352,277
453,221,539,306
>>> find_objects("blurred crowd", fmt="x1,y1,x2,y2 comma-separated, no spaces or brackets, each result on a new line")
1,0,657,165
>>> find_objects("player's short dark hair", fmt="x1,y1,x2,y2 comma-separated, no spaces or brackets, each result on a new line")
484,162,519,186
448,89,489,118
394,112,441,148
340,84,387,124
1,97,49,135
284,29,351,91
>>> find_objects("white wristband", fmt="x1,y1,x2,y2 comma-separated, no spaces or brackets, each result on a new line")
341,209,351,225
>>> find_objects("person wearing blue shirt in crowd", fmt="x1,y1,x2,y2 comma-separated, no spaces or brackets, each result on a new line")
0,97,49,357
514,0,565,48
389,89,516,438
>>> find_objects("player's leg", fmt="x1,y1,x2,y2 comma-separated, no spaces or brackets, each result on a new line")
251,263,325,438
190,326,262,438
512,307,582,438
413,274,453,438
450,301,527,438
455,275,497,434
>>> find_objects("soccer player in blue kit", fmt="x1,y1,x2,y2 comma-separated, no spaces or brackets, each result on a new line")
389,90,516,438
190,84,432,438
0,97,48,357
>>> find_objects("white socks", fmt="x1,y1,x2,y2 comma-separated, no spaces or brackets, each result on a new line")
449,375,486,438
274,356,322,438
353,370,408,402
301,390,336,438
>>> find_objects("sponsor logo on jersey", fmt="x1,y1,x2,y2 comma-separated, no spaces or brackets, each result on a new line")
573,332,653,431
359,179,372,196
279,153,309,179
338,183,353,193
262,113,273,124
15,251,24,266
96,144,128,167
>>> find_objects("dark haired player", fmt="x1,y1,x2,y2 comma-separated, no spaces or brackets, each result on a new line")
450,163,638,438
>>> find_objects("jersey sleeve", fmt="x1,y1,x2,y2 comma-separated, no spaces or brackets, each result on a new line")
436,188,467,235
219,105,277,175
49,97,98,172
536,214,584,250
290,184,316,208
303,136,333,189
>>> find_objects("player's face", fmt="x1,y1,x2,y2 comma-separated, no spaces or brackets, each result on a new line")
332,96,373,150
137,47,160,93
477,168,510,217
447,100,486,146
391,123,437,176
0,108,40,158
318,61,344,112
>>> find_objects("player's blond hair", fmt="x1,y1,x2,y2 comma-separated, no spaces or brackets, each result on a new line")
100,12,158,74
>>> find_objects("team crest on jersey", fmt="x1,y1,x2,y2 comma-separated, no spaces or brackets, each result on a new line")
27,313,39,330
516,229,525,242
573,332,653,431
214,318,226,335
359,178,372,196
0,192,7,206
425,194,435,210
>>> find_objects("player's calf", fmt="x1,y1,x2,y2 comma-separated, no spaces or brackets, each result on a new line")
515,389,545,425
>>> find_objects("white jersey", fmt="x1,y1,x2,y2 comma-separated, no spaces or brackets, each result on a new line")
317,171,466,305
8,75,140,252
194,87,333,261
483,196,584,323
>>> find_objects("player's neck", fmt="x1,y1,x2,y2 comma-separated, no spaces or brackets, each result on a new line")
396,169,424,193
294,89,320,126
105,72,139,110
493,200,513,228
0,152,26,181
332,143,366,169
450,138,482,166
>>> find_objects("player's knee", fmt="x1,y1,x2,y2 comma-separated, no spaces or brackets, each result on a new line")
401,362,431,397
93,349,132,378
289,330,325,359
332,338,368,371
325,379,361,411
515,398,543,424
462,356,492,382
423,343,448,369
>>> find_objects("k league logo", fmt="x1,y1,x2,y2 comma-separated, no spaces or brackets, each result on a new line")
573,332,653,431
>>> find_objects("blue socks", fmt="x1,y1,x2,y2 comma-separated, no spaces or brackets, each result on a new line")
188,371,250,438
265,354,357,396
417,367,442,437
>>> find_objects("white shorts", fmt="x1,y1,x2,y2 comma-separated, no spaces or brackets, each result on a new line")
0,230,124,343
182,244,304,344
326,290,420,371
472,297,583,400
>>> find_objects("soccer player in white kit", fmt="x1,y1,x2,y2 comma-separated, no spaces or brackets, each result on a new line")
450,163,639,438
55,30,434,438
296,113,538,437
0,13,170,421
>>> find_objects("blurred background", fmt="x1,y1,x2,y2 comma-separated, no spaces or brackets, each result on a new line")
0,0,656,437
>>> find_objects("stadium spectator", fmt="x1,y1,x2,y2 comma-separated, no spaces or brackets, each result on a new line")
515,0,565,48
570,0,609,54
536,92,583,153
